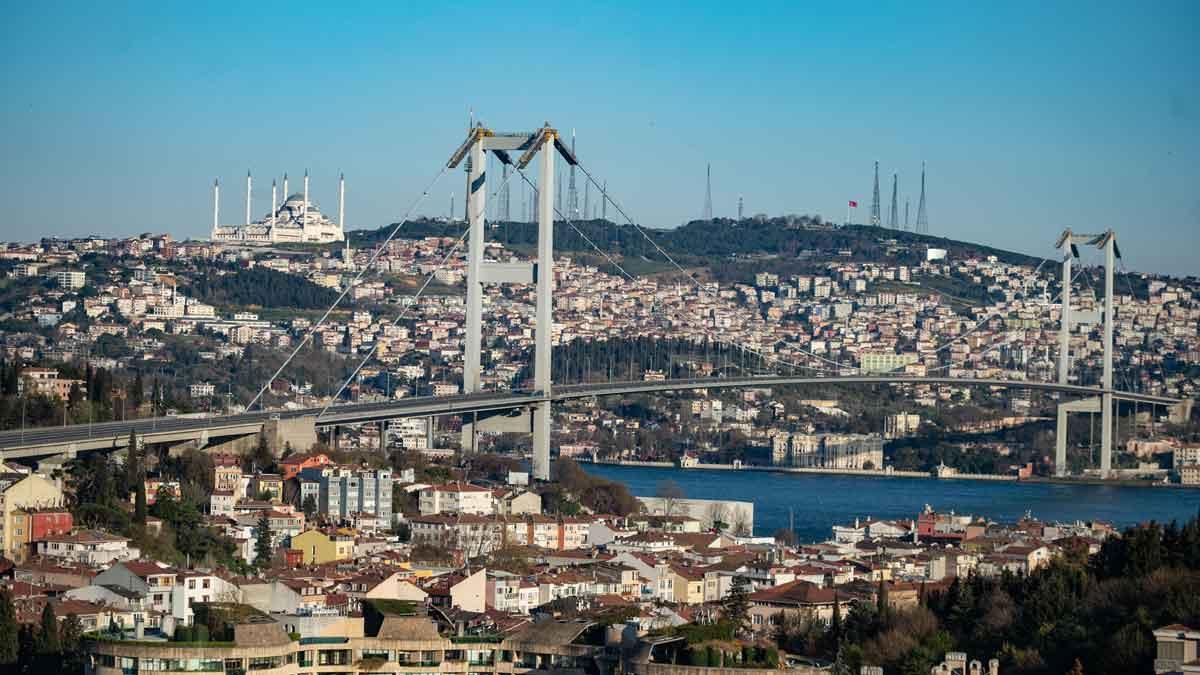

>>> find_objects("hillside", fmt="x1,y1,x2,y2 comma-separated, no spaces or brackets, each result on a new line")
350,217,1046,272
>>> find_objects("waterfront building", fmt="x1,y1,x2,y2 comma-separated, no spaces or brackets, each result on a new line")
772,433,884,470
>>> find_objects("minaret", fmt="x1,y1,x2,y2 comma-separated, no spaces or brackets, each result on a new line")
244,171,252,225
282,173,289,209
302,170,309,226
703,163,713,220
738,195,744,220
211,179,220,238
270,179,277,227
338,172,346,242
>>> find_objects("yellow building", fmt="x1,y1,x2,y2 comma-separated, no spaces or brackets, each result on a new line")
1,473,64,562
290,529,354,565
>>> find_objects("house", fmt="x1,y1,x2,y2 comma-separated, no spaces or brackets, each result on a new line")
419,482,495,515
10,506,72,562
93,561,178,615
747,580,846,630
495,489,542,516
1154,624,1200,674
0,473,64,562
290,529,354,565
36,530,139,566
279,452,333,481
669,565,706,605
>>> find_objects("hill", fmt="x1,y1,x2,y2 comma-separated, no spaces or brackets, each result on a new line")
350,217,1046,273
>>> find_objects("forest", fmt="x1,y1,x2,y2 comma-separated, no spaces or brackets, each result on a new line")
350,217,1048,269
772,512,1200,675
187,266,341,309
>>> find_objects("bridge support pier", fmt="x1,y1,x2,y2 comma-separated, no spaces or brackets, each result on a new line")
1055,396,1100,477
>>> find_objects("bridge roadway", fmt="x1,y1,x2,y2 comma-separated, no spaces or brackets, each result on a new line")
0,375,1181,460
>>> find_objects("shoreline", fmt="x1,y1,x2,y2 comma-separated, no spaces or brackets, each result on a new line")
578,458,1197,489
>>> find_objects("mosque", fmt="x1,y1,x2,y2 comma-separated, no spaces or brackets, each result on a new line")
211,170,346,245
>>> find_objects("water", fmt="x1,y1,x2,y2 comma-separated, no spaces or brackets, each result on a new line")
582,464,1200,543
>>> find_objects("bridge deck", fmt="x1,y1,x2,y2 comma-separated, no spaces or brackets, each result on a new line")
0,376,1180,459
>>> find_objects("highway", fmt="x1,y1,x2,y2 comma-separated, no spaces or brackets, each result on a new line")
0,375,1182,460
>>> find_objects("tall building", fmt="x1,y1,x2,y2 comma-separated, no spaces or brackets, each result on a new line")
300,465,392,523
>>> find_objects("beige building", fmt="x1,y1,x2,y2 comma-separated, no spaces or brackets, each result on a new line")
0,473,64,562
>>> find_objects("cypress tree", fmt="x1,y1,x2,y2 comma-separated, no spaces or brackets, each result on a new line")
36,602,59,655
59,614,84,675
830,594,842,644
0,589,17,665
876,579,889,618
254,512,273,569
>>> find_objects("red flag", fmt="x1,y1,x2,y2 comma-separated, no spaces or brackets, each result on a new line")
848,200,858,208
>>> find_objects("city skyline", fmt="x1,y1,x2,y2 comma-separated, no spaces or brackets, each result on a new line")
1,2,1198,276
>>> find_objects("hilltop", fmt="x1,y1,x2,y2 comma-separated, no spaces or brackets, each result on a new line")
349,216,1049,283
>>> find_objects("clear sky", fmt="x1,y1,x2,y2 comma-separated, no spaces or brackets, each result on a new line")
1,2,1197,275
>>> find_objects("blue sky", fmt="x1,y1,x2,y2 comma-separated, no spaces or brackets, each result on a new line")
1,2,1197,275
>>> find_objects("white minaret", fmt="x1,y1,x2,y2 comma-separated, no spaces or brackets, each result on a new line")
212,179,220,238
244,171,252,225
338,172,346,236
282,173,289,208
270,179,277,227
302,169,309,225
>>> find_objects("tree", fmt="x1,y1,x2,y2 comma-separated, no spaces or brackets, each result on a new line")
301,494,318,521
1066,658,1085,675
722,575,752,631
655,479,684,516
35,603,58,656
123,430,140,494
248,434,275,474
0,589,16,665
773,528,797,547
876,579,890,617
254,512,273,569
58,614,84,675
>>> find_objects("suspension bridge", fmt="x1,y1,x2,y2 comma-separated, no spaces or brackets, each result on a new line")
0,123,1186,479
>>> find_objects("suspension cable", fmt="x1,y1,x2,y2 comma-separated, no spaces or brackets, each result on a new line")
318,164,527,415
247,165,450,411
564,162,845,373
510,164,840,376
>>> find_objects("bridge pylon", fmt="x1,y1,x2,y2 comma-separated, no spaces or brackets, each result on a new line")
1054,229,1120,477
450,123,577,480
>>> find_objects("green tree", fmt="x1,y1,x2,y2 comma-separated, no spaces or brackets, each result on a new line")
254,512,273,568
302,494,318,521
722,575,752,631
35,603,58,655
0,588,17,665
58,614,84,675
876,579,890,617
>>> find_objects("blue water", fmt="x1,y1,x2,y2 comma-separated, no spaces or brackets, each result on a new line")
582,464,1200,543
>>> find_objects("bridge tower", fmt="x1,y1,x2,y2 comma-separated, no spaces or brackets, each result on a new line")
452,123,576,480
1054,229,1119,477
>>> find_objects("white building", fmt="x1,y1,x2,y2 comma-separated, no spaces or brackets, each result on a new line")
37,530,139,566
212,172,346,245
418,482,495,515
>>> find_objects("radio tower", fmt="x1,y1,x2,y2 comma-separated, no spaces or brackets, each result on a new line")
567,130,578,217
916,162,928,234
870,161,881,226
703,163,713,220
601,181,607,221
888,174,899,229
